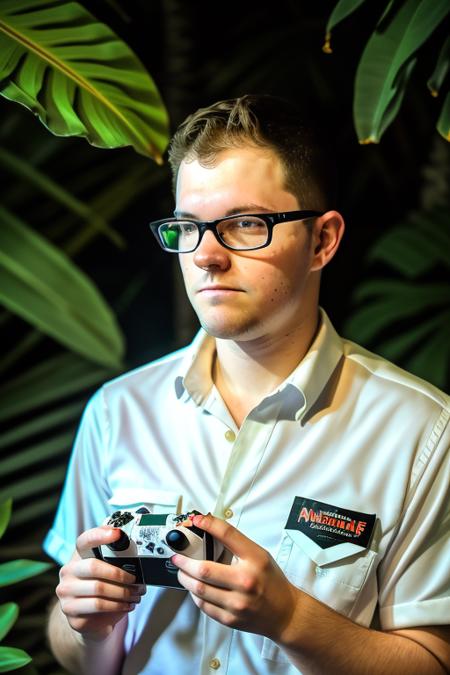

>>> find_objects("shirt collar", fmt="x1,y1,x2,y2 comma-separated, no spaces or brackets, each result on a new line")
175,307,344,421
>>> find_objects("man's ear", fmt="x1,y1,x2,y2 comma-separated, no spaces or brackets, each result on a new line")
310,210,345,271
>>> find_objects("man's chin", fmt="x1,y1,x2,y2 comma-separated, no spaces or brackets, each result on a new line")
199,319,256,341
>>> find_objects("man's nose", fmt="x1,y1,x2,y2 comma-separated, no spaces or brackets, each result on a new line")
193,230,231,271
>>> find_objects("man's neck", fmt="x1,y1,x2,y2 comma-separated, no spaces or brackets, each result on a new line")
212,309,320,427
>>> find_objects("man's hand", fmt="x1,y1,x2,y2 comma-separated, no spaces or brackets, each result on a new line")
56,526,146,641
171,513,300,642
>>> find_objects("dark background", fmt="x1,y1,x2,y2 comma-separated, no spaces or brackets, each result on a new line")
0,1,448,673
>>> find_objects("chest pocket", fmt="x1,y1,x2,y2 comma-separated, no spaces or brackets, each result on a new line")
107,488,182,515
261,526,378,663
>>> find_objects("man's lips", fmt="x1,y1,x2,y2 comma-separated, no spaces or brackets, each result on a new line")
196,285,243,293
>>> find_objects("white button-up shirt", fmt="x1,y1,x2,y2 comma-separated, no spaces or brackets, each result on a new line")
44,309,450,674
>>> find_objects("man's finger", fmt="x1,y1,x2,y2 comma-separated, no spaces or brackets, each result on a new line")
61,597,137,616
60,578,145,602
76,526,122,556
66,557,137,585
172,554,238,590
192,514,259,560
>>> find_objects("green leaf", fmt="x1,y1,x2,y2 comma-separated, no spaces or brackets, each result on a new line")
427,36,450,96
0,560,53,588
0,603,19,642
354,0,450,143
0,430,75,478
7,494,59,529
344,282,449,342
0,147,125,249
0,206,124,368
368,217,450,276
376,310,448,360
0,0,169,162
406,319,450,388
323,0,368,53
0,465,67,505
0,399,83,449
436,91,450,141
0,353,112,422
0,500,12,541
0,646,31,672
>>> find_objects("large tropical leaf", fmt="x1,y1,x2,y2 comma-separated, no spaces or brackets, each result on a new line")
323,0,368,53
0,0,169,162
0,206,124,368
354,0,450,142
344,206,450,390
437,91,450,141
427,36,450,97
0,147,125,249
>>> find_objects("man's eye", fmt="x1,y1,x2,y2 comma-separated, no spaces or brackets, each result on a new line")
181,223,196,234
235,218,263,229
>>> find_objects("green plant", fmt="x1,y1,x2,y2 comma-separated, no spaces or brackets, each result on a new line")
0,0,169,161
0,499,52,672
324,0,450,142
344,207,450,389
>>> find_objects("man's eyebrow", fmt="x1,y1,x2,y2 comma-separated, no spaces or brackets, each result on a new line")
174,205,273,219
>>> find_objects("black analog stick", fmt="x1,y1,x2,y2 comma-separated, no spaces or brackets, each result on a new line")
107,530,130,551
166,529,189,551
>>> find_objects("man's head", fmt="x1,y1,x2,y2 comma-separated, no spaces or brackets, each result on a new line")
168,94,336,213
157,95,344,345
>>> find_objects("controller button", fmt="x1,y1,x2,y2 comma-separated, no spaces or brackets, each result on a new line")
107,530,130,551
166,529,190,551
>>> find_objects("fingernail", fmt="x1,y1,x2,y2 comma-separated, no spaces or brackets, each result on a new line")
128,603,136,611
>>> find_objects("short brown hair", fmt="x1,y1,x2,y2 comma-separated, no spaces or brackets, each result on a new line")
168,94,336,211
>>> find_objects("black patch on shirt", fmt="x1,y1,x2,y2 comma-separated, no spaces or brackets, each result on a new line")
285,496,376,550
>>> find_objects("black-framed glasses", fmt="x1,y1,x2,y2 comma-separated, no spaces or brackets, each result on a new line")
149,210,323,253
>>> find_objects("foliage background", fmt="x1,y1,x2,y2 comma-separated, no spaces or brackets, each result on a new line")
0,1,448,672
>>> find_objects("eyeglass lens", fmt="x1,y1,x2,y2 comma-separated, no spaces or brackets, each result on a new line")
159,216,269,252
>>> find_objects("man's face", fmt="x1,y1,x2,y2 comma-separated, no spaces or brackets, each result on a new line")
177,146,319,343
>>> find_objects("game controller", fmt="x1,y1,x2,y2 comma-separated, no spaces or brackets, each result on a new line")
89,506,224,586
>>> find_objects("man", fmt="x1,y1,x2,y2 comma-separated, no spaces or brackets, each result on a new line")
45,95,450,674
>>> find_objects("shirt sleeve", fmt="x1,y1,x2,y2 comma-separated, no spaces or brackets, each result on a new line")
377,407,450,629
43,387,112,565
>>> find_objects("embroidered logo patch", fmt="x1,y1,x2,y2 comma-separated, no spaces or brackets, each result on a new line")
286,496,376,550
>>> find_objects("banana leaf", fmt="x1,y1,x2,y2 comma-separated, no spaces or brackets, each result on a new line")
354,0,450,142
427,36,450,96
0,0,169,162
0,353,112,421
0,206,124,369
323,0,368,53
437,91,450,141
0,147,125,249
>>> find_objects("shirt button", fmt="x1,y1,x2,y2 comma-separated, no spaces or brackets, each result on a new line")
224,508,233,519
209,657,221,669
224,429,236,442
